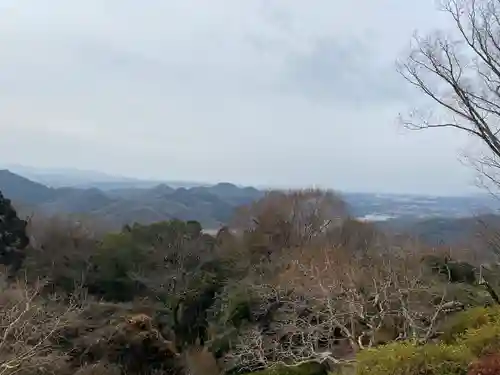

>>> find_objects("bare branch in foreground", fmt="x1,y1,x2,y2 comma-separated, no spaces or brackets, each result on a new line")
0,275,82,375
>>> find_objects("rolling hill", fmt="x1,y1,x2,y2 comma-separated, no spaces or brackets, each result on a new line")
0,170,263,230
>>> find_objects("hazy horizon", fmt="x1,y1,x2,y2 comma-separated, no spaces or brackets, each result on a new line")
0,1,484,196
2,162,489,198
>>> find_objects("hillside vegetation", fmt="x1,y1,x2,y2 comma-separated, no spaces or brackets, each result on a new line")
2,187,500,375
7,0,500,373
4,169,500,247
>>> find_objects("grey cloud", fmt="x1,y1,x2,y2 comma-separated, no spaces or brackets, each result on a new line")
280,37,412,106
0,0,484,195
258,1,294,35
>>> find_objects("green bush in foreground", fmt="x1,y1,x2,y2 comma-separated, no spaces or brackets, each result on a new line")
458,323,500,357
440,306,500,344
355,341,472,375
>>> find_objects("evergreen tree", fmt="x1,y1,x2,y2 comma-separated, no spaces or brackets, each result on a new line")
0,190,29,274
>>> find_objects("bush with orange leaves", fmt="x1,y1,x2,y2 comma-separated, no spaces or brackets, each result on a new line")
468,353,500,375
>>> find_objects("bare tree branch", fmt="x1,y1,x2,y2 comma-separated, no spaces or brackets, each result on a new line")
223,246,450,373
398,0,500,191
0,275,82,375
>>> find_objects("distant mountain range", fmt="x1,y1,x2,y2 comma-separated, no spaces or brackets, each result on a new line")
2,167,500,243
0,169,263,230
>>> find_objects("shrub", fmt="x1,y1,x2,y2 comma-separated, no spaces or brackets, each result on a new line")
87,231,147,301
243,362,327,375
468,353,500,375
441,306,500,344
65,307,180,374
88,219,218,302
459,323,500,357
442,283,492,308
421,255,476,284
211,283,254,328
356,341,472,375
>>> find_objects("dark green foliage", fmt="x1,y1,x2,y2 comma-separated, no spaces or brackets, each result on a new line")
0,190,29,273
212,285,254,328
87,230,148,301
173,284,221,348
224,295,253,328
440,283,492,308
206,326,240,359
87,219,213,302
422,255,476,284
448,261,477,284
78,219,232,354
243,362,328,375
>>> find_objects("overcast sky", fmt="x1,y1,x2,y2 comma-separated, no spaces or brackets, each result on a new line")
0,0,484,195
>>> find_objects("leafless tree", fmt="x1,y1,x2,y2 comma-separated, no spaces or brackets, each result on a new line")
223,246,450,373
232,189,348,259
398,0,500,192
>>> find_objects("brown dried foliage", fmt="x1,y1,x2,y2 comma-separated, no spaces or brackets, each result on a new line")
468,352,500,375
232,189,348,254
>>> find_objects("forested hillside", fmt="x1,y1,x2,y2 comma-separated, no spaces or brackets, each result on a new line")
3,169,499,245
2,187,500,375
